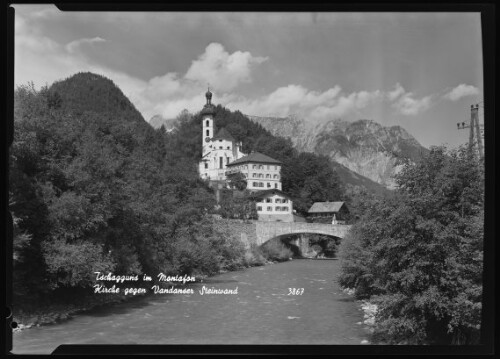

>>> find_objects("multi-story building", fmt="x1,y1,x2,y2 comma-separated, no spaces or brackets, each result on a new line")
225,152,282,191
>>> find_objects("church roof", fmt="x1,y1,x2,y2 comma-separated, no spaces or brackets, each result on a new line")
200,104,216,116
226,151,281,167
308,202,347,214
212,127,236,142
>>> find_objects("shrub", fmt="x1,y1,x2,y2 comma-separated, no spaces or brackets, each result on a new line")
260,239,293,262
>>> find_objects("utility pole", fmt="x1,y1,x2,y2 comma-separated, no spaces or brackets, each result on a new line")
457,104,484,159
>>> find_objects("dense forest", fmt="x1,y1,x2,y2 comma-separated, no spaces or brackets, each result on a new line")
9,72,350,312
338,146,484,344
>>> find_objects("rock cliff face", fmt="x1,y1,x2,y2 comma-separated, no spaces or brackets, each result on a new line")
247,115,428,189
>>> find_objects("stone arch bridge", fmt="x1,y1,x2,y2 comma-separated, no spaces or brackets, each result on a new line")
214,219,351,247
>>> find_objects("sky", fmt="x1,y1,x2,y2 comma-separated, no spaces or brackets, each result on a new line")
13,6,484,148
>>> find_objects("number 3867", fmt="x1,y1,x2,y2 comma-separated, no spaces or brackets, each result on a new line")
288,288,304,295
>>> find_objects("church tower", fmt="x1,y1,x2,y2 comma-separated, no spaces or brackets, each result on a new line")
201,88,216,156
198,89,246,181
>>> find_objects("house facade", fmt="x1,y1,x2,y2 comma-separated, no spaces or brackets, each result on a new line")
225,152,282,191
250,189,294,222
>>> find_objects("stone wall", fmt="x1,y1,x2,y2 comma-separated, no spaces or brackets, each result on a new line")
212,218,258,248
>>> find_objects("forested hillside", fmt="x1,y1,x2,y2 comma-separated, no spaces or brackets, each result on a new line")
10,73,244,309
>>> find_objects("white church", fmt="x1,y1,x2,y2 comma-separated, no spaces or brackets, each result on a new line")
198,89,246,181
197,89,295,222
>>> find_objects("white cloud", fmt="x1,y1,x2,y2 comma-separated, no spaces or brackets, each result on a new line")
392,93,432,116
387,83,405,101
443,84,479,101
185,42,268,92
66,37,106,54
223,85,382,121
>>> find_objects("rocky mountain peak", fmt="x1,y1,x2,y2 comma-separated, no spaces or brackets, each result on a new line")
247,114,428,189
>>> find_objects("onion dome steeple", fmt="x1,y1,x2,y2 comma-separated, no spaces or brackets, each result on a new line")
201,86,216,116
205,86,213,105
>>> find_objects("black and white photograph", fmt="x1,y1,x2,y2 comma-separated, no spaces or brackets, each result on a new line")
7,4,493,354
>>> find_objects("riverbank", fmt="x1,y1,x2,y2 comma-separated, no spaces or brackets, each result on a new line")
342,287,378,345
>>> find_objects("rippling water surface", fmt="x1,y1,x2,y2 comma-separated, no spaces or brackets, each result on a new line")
12,259,371,353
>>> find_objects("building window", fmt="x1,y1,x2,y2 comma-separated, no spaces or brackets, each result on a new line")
204,163,208,169
227,146,230,149
266,198,272,203
257,206,262,211
206,120,209,127
220,157,223,169
275,198,281,203
219,146,223,149
226,157,230,164
206,130,209,136
275,183,278,189
282,199,288,203
267,183,271,188
281,206,288,211
267,207,272,211
276,207,281,212
266,174,271,178
253,182,258,187
259,182,264,187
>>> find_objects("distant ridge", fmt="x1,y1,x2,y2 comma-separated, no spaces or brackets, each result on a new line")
247,114,428,189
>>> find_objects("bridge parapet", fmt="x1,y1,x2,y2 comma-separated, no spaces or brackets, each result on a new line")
255,222,351,246
212,218,351,248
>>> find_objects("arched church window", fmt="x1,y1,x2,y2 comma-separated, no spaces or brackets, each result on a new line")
206,120,209,127
206,130,209,136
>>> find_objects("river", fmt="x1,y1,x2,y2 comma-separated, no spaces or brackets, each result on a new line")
12,259,371,353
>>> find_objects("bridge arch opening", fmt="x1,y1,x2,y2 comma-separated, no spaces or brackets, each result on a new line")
261,232,342,259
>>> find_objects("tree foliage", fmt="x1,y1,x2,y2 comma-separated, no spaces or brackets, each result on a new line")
10,75,229,301
338,146,484,344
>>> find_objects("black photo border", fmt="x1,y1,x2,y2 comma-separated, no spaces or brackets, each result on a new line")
3,0,496,356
